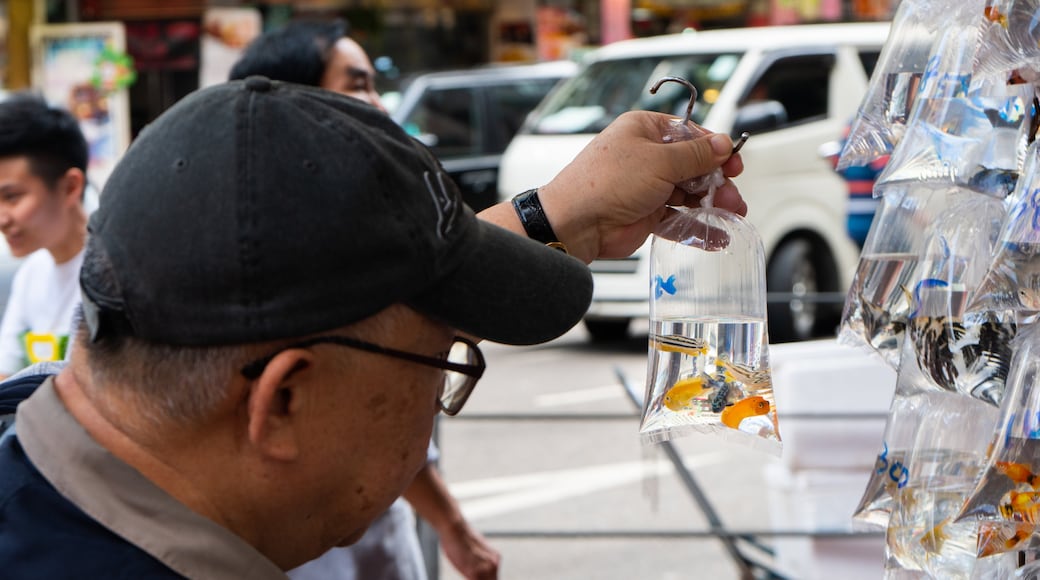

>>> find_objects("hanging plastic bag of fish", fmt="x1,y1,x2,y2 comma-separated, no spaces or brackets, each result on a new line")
905,191,1016,407
638,77,778,454
837,0,949,171
970,141,1040,316
872,14,1034,197
884,390,999,577
975,0,1040,81
853,345,931,531
837,183,963,368
955,324,1040,536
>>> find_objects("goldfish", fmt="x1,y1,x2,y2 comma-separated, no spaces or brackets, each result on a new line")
716,357,771,389
984,5,1008,27
663,376,709,411
651,334,708,357
919,517,953,553
999,489,1040,523
996,461,1040,488
977,521,1034,558
720,395,770,429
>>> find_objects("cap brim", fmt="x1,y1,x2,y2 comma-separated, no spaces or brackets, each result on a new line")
409,219,593,345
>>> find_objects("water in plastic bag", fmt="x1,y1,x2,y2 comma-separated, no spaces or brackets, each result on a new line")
957,325,1040,528
884,391,998,578
639,206,779,454
854,386,929,529
839,183,963,367
638,76,777,452
905,192,1016,405
976,0,1040,77
971,142,1040,315
876,92,1033,194
839,0,947,170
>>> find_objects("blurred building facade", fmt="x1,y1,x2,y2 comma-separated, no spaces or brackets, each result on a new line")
1,0,897,138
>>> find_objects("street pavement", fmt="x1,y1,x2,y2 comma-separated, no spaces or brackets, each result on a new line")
433,324,885,579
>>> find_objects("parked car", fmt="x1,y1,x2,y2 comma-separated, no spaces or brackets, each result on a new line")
391,60,578,212
499,22,889,342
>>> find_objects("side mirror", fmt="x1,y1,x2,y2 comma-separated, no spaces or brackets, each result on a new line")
732,100,788,137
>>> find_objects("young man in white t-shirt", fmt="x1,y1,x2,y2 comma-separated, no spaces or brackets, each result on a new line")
0,94,88,378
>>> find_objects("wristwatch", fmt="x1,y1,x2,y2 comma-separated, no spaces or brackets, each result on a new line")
511,188,568,253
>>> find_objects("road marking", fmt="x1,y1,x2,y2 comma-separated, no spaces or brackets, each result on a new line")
533,385,624,407
450,452,730,521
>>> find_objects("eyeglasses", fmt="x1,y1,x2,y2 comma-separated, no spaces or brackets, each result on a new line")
240,335,485,416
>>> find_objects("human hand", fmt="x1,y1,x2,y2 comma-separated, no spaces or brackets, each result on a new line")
440,520,500,580
536,110,745,263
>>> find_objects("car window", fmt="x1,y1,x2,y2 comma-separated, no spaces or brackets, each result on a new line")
401,87,480,158
858,50,881,78
739,53,835,130
485,78,563,153
527,53,742,135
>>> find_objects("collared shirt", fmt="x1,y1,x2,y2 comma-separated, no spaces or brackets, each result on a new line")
4,376,288,579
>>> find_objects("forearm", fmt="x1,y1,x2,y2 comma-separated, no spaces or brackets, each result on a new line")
402,462,465,534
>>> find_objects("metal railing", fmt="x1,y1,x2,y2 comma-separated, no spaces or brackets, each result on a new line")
422,365,886,580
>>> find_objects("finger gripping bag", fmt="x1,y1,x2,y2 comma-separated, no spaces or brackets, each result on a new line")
637,77,779,455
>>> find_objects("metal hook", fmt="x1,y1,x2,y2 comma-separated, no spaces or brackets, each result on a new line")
650,76,698,125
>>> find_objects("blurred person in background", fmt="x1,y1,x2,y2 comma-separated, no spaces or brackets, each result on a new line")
823,123,887,249
0,94,88,380
231,18,498,580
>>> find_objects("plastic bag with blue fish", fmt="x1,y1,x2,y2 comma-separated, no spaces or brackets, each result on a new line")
639,76,777,454
970,142,1040,316
955,324,1040,540
872,27,1034,195
640,204,779,454
906,191,1016,406
884,390,999,578
838,0,948,170
838,183,966,369
975,0,1040,78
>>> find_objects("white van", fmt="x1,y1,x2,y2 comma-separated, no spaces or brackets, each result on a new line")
498,22,890,342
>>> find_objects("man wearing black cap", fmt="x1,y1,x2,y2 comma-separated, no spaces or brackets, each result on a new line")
232,20,498,580
0,77,743,578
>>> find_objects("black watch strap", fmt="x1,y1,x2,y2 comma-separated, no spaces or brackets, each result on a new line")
512,188,567,253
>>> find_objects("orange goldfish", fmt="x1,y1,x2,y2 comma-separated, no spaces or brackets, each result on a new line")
720,395,770,429
663,376,709,411
978,521,1034,558
996,461,1040,489
984,5,1008,27
999,490,1040,523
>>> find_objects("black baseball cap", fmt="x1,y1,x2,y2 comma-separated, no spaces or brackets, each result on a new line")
81,77,592,346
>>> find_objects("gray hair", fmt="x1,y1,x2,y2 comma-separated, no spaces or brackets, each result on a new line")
75,302,411,428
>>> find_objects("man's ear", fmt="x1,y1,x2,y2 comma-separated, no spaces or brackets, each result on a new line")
60,167,85,205
244,349,313,462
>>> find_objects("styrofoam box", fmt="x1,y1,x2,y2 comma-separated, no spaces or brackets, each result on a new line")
769,340,896,471
765,463,885,580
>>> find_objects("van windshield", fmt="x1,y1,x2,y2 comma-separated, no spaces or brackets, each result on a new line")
525,53,742,135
